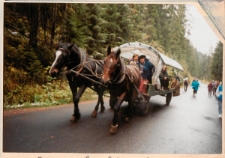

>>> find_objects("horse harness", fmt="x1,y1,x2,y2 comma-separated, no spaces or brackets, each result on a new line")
59,45,103,79
60,46,108,88
109,57,134,84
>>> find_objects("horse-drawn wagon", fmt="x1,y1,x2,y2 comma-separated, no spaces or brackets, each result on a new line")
111,42,184,116
49,42,183,134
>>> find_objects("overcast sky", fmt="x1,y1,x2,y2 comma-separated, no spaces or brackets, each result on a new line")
185,4,220,55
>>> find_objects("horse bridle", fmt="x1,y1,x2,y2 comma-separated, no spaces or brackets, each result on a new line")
109,57,126,84
58,45,84,72
57,47,71,69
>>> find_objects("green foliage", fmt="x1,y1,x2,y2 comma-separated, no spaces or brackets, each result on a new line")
4,3,220,107
211,42,223,80
3,79,98,108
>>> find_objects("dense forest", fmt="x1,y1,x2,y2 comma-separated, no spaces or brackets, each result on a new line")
3,3,223,107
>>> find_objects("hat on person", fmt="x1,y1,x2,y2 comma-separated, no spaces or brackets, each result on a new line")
139,55,146,60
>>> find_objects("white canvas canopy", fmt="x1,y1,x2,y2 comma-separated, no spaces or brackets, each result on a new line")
183,77,188,81
113,42,184,85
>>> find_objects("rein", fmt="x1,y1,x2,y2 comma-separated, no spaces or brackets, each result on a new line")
66,44,103,81
126,67,145,100
56,44,105,87
69,69,107,88
69,60,103,79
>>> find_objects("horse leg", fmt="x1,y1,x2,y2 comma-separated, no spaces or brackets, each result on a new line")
110,92,126,134
70,84,87,122
91,87,105,117
91,97,100,117
125,89,137,122
100,92,105,113
125,100,133,122
67,77,78,122
109,95,117,109
99,88,105,113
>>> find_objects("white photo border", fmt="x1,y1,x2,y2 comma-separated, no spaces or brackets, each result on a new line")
1,0,224,158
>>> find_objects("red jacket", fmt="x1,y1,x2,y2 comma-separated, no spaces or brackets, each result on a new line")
208,83,213,91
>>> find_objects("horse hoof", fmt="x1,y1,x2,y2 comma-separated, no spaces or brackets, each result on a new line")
100,106,105,113
109,124,118,134
70,116,75,122
125,117,130,122
91,110,97,117
75,113,81,120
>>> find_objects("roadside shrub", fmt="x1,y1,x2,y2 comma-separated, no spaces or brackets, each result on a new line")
3,77,99,109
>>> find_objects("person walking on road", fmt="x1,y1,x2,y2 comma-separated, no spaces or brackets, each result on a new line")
216,82,223,118
191,79,200,97
208,81,213,97
184,79,188,91
212,80,216,96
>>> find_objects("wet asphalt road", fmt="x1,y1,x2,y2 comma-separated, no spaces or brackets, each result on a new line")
3,82,222,154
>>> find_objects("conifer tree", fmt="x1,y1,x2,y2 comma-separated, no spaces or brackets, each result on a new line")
211,42,223,80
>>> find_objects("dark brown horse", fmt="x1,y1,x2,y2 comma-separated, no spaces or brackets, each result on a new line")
102,46,141,134
49,43,106,122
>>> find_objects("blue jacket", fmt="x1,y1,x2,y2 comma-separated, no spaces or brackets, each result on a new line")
138,59,155,81
191,80,200,91
216,85,223,101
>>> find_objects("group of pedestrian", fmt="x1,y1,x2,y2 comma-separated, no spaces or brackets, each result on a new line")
187,78,223,119
208,80,220,96
208,80,223,118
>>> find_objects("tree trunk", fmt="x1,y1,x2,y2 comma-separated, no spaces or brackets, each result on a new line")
29,4,39,48
51,4,57,45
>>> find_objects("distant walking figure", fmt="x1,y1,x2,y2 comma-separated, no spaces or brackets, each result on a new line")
212,80,216,96
184,80,188,91
208,82,213,97
191,79,200,97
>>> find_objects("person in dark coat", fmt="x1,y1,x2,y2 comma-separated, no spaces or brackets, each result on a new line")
138,55,155,83
159,65,170,90
184,79,188,91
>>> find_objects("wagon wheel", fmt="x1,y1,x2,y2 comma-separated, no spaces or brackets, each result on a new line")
139,94,150,116
140,100,149,116
166,92,172,105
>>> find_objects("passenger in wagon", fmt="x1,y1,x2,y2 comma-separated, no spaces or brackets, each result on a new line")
138,55,155,84
159,65,170,91
130,54,139,65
